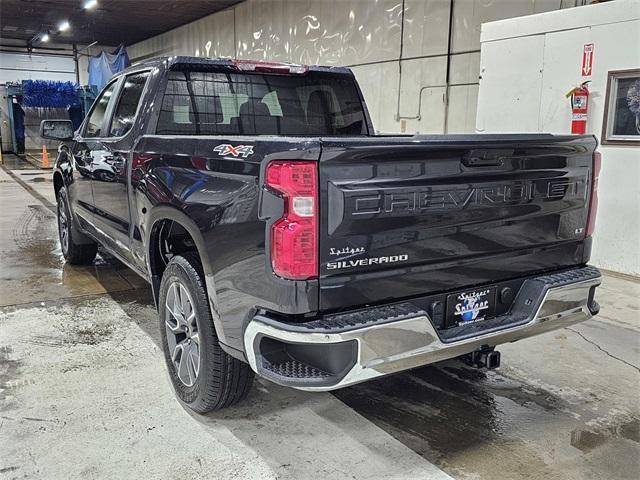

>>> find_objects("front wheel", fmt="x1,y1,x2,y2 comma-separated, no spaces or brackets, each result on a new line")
57,187,97,265
158,253,254,412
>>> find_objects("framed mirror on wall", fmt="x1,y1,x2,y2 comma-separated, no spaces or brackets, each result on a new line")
602,69,640,146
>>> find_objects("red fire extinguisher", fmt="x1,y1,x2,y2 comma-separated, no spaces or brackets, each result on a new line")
566,81,591,134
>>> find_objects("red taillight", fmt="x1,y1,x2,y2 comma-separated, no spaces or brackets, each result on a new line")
265,161,318,280
586,151,601,237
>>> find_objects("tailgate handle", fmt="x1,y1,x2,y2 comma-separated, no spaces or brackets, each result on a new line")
462,150,509,167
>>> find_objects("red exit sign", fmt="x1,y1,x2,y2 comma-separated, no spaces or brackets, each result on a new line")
582,43,594,76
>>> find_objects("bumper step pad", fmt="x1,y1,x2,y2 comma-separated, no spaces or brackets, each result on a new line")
269,302,427,333
261,358,331,382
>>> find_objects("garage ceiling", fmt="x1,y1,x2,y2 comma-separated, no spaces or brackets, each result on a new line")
0,0,242,47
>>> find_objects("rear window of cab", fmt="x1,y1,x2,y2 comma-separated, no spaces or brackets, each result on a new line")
156,70,368,136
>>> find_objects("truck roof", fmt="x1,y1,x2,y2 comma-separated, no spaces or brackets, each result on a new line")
122,55,354,77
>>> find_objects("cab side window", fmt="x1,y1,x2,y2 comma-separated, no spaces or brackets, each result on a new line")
84,81,118,138
109,72,150,137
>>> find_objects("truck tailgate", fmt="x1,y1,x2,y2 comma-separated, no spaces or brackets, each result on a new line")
318,134,597,311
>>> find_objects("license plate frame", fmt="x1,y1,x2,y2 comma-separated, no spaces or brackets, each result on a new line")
446,287,497,328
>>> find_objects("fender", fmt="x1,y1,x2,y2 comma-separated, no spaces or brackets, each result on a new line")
145,204,230,346
54,145,74,193
54,146,94,245
145,204,214,284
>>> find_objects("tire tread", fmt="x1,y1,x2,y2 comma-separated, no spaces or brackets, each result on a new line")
160,252,253,412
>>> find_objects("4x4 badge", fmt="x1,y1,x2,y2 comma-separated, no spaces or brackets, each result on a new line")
214,144,254,158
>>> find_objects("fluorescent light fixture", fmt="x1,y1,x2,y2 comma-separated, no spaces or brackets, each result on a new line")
58,20,70,31
84,0,98,9
41,32,50,42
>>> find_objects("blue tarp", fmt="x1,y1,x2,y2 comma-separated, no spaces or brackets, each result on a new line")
88,45,130,91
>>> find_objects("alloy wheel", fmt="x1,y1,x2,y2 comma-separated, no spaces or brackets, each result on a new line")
165,281,200,387
57,199,69,254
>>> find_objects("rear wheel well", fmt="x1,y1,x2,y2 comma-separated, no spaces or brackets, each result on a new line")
149,219,201,301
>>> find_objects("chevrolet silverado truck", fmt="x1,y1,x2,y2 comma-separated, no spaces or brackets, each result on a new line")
41,56,602,412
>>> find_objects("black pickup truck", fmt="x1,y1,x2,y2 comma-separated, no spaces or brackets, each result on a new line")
42,56,602,412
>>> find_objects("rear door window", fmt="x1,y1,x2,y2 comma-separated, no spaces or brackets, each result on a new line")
109,71,150,137
156,70,368,136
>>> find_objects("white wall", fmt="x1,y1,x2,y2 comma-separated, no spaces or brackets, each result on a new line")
0,51,76,83
128,0,575,135
476,0,640,276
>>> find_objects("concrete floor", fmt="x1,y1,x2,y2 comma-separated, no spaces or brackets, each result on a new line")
1,156,639,480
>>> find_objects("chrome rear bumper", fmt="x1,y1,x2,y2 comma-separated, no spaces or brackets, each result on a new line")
243,266,601,391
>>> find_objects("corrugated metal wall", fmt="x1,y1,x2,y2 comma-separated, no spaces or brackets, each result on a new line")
127,0,572,134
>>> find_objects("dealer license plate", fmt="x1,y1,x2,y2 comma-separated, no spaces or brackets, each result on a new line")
446,287,497,328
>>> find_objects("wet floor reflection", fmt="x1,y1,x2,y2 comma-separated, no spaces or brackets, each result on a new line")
1,201,148,306
333,362,639,478
334,364,509,458
1,153,35,170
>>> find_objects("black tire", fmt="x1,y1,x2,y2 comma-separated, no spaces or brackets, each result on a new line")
158,252,254,412
57,187,98,265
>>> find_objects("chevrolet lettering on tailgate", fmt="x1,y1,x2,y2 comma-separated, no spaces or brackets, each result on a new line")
349,177,587,217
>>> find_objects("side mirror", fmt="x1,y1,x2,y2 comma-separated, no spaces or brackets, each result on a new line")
40,120,74,141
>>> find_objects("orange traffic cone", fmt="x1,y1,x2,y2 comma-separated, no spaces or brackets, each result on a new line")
42,145,50,169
